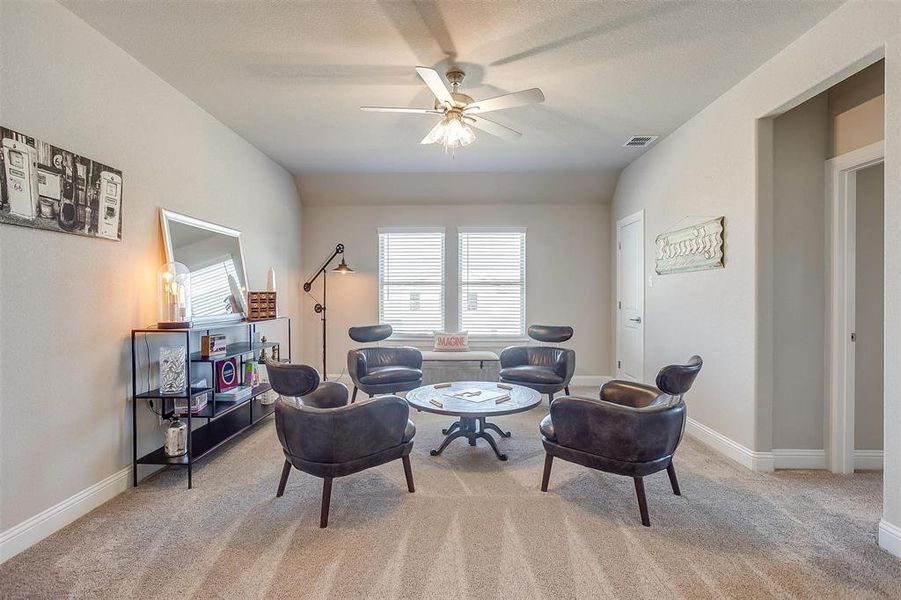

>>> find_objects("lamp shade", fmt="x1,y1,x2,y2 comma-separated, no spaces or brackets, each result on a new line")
157,261,192,329
333,257,354,274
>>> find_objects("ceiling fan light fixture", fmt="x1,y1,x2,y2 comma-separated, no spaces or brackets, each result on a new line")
425,112,475,151
364,67,539,151
443,114,475,149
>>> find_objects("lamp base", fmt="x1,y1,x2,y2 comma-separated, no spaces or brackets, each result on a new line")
158,321,192,329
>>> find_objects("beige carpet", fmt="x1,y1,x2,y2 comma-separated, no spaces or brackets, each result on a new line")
2,390,899,599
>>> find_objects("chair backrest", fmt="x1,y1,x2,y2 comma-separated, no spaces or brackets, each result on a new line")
528,325,573,344
655,355,703,397
266,361,320,397
551,395,685,463
349,324,392,343
524,347,574,373
276,395,410,464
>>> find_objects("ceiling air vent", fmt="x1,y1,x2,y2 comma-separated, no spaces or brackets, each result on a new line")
623,135,658,148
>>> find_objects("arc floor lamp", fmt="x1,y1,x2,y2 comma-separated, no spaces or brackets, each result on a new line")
303,243,353,380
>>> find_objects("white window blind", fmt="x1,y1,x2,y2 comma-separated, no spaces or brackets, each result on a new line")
459,228,526,336
190,256,240,319
379,229,445,336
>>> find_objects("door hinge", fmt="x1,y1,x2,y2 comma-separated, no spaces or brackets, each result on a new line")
618,301,622,309
851,332,856,342
618,242,622,250
617,360,621,368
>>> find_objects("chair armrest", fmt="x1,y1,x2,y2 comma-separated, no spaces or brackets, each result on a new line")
276,395,412,464
387,346,423,369
347,349,368,383
300,381,349,409
549,396,685,463
325,395,413,462
599,380,665,408
499,345,528,368
553,348,576,383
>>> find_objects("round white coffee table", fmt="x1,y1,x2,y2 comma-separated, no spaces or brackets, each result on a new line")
405,381,542,461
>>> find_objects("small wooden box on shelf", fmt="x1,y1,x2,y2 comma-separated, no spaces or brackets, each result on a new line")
247,291,277,321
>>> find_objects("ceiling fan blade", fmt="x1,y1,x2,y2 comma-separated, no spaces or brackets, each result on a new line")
361,106,444,114
415,66,454,107
420,120,445,145
464,88,545,114
467,116,522,141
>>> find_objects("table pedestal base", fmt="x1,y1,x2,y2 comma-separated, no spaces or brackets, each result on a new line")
432,416,511,461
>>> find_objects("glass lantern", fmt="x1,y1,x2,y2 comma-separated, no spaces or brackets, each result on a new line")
157,261,192,329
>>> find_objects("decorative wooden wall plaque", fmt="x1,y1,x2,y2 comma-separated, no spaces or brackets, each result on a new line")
655,217,724,275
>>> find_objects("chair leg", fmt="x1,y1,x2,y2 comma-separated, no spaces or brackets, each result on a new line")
368,393,374,398
547,393,554,406
351,386,358,403
320,478,333,528
564,386,570,395
402,455,415,493
276,459,291,497
540,454,554,491
633,477,650,527
667,462,681,496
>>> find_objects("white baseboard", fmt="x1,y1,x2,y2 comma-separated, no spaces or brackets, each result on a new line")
0,466,131,564
879,519,901,559
773,449,826,470
685,417,774,472
854,450,884,470
770,449,883,470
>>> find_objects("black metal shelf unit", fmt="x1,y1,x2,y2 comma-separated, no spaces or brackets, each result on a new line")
130,317,291,488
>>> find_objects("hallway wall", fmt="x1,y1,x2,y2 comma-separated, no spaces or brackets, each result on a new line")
609,0,900,554
855,163,885,452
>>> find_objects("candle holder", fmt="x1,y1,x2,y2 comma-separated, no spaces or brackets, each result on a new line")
157,261,192,329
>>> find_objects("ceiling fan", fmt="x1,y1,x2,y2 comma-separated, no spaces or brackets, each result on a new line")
361,67,545,151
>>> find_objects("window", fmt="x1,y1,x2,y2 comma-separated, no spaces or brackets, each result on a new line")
378,228,445,336
458,228,526,336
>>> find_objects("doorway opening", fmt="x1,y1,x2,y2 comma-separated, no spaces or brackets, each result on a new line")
765,59,885,472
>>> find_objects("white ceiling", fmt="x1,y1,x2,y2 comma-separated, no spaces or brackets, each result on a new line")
64,0,840,174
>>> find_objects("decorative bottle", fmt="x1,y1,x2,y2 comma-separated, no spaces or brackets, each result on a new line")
164,418,188,457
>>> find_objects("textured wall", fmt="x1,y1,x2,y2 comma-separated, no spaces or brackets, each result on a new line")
300,201,612,379
0,2,303,530
855,163,884,452
771,94,829,449
610,0,900,542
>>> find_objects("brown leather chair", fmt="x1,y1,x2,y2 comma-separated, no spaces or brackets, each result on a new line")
538,356,702,526
267,361,416,528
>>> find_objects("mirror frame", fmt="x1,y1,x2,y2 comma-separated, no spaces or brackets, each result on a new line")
159,208,250,327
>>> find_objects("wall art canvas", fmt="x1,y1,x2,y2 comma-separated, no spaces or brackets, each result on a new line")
0,126,123,241
655,217,724,275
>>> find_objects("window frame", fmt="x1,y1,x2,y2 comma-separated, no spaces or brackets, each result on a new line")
457,226,527,339
377,227,446,339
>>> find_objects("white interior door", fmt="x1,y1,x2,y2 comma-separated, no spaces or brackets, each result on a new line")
617,211,644,380
825,141,883,473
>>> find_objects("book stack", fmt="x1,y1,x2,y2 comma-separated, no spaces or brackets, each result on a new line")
215,385,253,402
